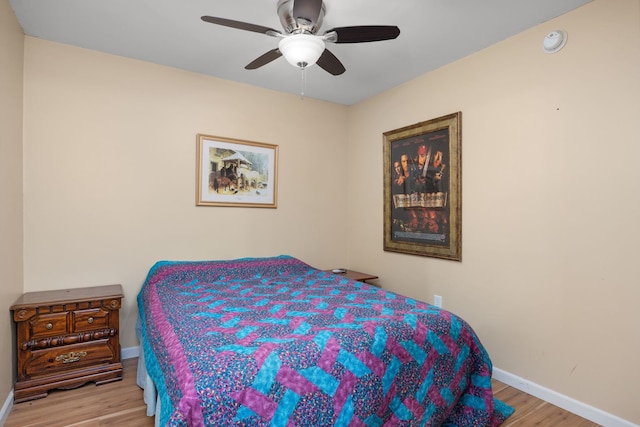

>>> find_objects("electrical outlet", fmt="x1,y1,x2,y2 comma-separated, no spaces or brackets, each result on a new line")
434,295,443,308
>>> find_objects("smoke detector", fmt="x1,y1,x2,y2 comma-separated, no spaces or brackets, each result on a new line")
543,30,567,54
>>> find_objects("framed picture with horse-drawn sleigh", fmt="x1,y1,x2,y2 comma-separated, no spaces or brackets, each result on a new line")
196,134,278,208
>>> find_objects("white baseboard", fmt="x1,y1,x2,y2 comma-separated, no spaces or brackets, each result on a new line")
122,345,140,360
0,389,12,427
493,367,638,427
1,349,635,427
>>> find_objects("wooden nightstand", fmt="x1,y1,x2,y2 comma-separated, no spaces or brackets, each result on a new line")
11,284,124,403
325,269,379,284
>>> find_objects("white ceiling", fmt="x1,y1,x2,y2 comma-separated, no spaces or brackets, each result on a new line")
10,0,591,105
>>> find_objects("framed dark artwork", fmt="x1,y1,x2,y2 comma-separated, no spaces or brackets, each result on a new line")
383,112,462,261
196,134,278,208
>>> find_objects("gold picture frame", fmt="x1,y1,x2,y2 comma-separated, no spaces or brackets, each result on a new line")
196,134,278,208
383,112,462,261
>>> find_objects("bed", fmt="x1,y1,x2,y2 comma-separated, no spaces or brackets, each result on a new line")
136,255,513,426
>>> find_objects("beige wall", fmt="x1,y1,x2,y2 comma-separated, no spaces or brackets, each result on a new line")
347,0,639,423
22,39,350,348
7,0,639,424
0,0,25,404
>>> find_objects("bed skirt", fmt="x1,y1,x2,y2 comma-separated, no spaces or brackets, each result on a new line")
136,318,161,426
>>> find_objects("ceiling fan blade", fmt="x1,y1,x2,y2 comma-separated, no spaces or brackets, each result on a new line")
292,0,323,26
201,16,281,36
316,49,346,76
245,49,283,70
325,25,400,43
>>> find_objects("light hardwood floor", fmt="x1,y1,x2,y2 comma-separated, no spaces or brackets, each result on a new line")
5,358,601,426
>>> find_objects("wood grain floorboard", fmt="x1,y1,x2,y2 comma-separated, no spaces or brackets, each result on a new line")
6,358,601,426
5,358,153,427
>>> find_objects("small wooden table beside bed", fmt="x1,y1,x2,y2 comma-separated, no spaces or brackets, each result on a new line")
323,269,379,285
136,255,513,426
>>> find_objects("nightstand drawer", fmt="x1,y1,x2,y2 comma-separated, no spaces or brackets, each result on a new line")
73,308,109,332
31,313,68,338
25,340,116,377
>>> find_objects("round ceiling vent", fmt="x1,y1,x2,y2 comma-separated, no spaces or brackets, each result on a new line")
543,30,568,54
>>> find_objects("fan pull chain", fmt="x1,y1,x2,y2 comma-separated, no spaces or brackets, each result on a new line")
300,66,307,100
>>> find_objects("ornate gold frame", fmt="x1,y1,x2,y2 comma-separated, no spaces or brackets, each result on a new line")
383,112,462,261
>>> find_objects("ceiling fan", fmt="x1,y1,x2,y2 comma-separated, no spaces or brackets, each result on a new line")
201,0,400,76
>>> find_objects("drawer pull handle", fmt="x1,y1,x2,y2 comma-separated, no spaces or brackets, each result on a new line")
87,317,94,324
45,323,53,330
56,351,88,364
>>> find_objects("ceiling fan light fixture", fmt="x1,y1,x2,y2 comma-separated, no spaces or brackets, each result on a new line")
278,34,325,68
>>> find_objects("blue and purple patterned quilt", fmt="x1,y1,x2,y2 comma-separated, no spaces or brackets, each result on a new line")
137,255,513,426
